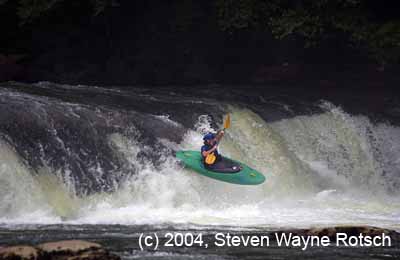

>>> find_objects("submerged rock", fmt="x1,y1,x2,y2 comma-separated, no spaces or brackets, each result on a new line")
0,240,120,260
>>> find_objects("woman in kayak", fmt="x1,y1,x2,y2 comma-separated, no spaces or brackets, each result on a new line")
201,130,225,169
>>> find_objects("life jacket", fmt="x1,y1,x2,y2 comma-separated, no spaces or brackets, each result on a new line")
201,143,219,165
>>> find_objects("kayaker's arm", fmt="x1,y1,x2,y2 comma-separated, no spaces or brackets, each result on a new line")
215,130,225,142
202,145,218,157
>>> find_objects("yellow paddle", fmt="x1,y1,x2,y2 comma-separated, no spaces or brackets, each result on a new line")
223,114,230,130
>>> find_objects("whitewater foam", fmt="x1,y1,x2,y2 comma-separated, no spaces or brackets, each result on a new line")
0,102,399,230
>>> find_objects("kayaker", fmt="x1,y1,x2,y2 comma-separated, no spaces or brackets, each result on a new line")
201,130,224,168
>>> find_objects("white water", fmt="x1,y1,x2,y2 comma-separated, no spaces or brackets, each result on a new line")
0,102,399,230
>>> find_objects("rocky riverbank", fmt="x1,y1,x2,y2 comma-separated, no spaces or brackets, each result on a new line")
1,226,398,260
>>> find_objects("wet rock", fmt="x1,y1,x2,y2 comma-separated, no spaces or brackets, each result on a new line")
280,226,400,241
0,245,39,259
38,240,120,260
37,240,101,254
0,240,120,260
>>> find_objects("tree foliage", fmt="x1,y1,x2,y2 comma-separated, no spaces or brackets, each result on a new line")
1,0,399,66
0,0,118,25
216,0,400,66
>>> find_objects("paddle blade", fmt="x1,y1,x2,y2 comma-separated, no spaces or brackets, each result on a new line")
224,114,231,129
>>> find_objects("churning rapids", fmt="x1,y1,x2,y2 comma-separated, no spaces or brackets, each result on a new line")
0,81,399,231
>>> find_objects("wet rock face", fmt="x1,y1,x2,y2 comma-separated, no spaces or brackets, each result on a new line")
0,240,120,260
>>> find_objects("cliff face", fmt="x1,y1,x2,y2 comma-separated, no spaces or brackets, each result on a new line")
1,0,399,87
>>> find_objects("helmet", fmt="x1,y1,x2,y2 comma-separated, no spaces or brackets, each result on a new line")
203,133,215,141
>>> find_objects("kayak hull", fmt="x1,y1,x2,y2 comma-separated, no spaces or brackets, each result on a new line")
176,150,266,185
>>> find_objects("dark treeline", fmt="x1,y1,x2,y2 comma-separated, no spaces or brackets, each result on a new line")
0,0,399,86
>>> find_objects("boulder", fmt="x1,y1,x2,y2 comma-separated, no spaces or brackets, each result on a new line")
38,240,120,260
0,245,39,260
279,226,400,241
37,240,101,254
0,240,120,260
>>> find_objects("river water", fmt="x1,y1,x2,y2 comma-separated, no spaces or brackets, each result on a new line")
0,82,399,259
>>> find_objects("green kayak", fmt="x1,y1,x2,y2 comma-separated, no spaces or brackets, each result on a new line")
176,150,266,185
